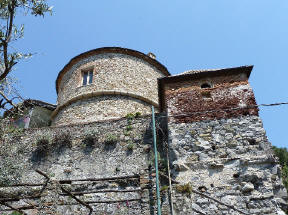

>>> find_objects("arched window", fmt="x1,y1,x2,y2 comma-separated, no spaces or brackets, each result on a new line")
201,83,212,89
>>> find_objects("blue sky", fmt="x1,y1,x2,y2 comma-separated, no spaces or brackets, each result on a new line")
14,0,288,147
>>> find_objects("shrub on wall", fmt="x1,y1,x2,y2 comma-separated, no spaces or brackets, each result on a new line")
31,136,51,163
127,143,134,151
83,131,98,147
273,146,288,192
105,134,118,144
52,132,72,154
176,183,193,196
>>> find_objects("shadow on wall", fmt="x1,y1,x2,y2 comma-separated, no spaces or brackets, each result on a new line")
31,132,72,165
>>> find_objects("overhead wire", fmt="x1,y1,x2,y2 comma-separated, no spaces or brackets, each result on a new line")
157,101,288,119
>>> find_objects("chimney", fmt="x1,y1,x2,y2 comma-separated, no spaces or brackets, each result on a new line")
147,52,156,59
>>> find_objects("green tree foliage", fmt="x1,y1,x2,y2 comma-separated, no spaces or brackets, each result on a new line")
0,0,52,111
273,146,288,191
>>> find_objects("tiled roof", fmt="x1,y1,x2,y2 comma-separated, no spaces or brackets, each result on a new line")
176,65,253,77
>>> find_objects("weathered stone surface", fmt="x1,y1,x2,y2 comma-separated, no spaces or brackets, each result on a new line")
0,116,170,215
53,52,166,126
168,115,287,214
242,182,254,193
163,73,259,123
52,95,153,126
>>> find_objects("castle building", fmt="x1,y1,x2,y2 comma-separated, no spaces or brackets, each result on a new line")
52,47,169,126
0,47,287,215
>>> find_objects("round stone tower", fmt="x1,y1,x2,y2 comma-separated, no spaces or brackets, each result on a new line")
51,47,169,126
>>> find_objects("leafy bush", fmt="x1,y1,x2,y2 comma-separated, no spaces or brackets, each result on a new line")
83,131,98,147
52,132,72,154
82,132,97,154
36,138,50,154
105,134,118,144
176,183,193,196
10,211,22,215
160,185,169,192
273,146,288,192
126,125,133,131
125,113,135,120
125,112,141,120
273,146,288,166
127,143,134,151
31,137,50,162
124,130,130,136
135,112,141,118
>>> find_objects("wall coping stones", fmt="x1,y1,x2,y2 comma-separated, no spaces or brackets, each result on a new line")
51,90,159,119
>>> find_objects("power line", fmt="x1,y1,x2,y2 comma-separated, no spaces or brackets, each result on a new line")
157,101,288,119
117,101,288,125
259,102,288,107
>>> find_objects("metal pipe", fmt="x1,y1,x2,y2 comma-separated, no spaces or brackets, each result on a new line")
166,140,175,215
152,106,161,215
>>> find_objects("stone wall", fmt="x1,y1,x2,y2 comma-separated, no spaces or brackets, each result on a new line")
52,95,154,126
163,73,248,91
1,113,287,214
29,106,53,128
162,71,258,123
0,116,170,215
57,53,165,107
166,81,258,123
168,115,287,214
52,53,165,125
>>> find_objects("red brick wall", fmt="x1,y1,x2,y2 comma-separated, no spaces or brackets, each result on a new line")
165,79,258,123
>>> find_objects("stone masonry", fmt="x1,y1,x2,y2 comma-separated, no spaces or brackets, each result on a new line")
162,66,287,214
169,116,287,214
0,116,170,215
52,95,153,126
1,48,287,215
52,48,169,126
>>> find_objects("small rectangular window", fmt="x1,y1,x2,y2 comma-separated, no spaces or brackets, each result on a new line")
82,70,93,86
88,70,93,84
82,72,88,86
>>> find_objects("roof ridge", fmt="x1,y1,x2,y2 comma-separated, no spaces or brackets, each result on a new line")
178,65,253,76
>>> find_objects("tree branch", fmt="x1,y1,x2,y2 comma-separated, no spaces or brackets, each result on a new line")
35,169,94,215
0,200,27,215
60,186,93,215
0,90,17,109
6,0,16,43
0,0,16,82
191,189,249,215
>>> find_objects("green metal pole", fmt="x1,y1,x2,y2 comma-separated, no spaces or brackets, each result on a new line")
152,106,161,215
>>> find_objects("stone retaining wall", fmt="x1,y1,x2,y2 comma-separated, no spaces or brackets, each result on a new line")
1,114,287,214
168,115,287,214
0,116,170,215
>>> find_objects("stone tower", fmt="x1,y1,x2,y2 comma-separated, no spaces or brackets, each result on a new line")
52,47,169,126
159,66,287,214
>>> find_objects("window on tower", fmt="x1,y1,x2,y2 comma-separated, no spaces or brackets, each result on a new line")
82,70,93,86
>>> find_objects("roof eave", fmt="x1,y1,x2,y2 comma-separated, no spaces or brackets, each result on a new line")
55,47,171,94
157,65,254,112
